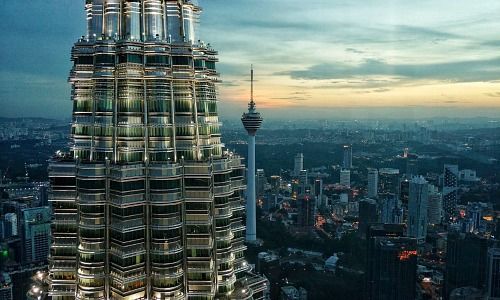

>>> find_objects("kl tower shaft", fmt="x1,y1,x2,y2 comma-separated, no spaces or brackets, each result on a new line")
241,66,263,242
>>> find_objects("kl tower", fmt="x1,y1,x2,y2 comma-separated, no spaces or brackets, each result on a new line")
241,66,263,242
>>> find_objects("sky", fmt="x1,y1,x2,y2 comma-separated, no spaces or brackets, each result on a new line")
1,0,500,120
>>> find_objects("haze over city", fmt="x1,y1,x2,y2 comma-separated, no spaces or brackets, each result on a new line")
1,0,500,119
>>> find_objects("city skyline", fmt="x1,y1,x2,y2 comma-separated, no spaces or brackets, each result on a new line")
2,0,500,119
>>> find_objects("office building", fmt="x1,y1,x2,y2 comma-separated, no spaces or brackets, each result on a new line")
340,169,351,188
380,193,402,224
427,185,442,225
299,169,309,188
443,164,459,217
359,199,378,237
297,195,315,227
406,158,419,177
367,236,417,300
466,202,486,234
400,177,410,205
4,213,17,238
459,169,479,183
21,206,51,263
378,168,400,196
367,168,378,199
314,178,323,208
294,153,304,177
444,231,495,299
486,248,500,300
342,145,352,169
48,1,268,299
256,169,266,197
408,176,428,242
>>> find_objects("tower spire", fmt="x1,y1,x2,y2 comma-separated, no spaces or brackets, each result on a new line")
249,65,256,112
251,65,254,101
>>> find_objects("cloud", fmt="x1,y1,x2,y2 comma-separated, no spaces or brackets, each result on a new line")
279,57,500,82
485,92,500,98
346,48,365,54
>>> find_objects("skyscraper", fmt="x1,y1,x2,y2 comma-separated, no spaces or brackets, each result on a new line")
367,168,378,199
3,213,18,238
378,168,400,196
297,195,315,228
408,176,428,242
294,153,304,177
443,164,459,217
340,169,351,188
380,194,402,224
444,231,494,300
256,169,266,197
427,185,442,226
486,248,500,300
342,145,352,169
359,199,378,238
49,1,267,299
367,236,417,300
242,67,263,243
21,206,51,264
314,178,323,208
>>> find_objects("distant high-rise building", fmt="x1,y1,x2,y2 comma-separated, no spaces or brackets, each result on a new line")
406,158,419,177
400,177,410,205
359,199,378,237
367,168,379,198
21,206,51,264
340,169,351,188
297,195,315,227
427,185,442,225
466,202,485,233
443,164,459,217
4,213,17,238
379,168,400,196
343,145,352,169
294,153,304,176
486,248,500,300
314,178,323,208
256,169,266,197
299,169,308,187
408,176,428,242
444,231,495,299
38,185,48,207
380,194,402,224
48,1,268,299
367,236,417,300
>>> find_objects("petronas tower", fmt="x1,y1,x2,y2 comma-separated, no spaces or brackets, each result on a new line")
48,1,268,299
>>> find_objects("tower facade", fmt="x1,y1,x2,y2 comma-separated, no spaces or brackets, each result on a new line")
367,236,417,300
49,1,267,299
293,153,303,177
340,169,351,188
408,176,428,242
487,248,500,300
241,68,263,242
367,168,378,199
427,185,442,226
443,164,459,218
342,145,352,169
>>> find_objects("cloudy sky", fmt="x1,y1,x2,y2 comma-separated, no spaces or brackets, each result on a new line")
1,0,500,119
